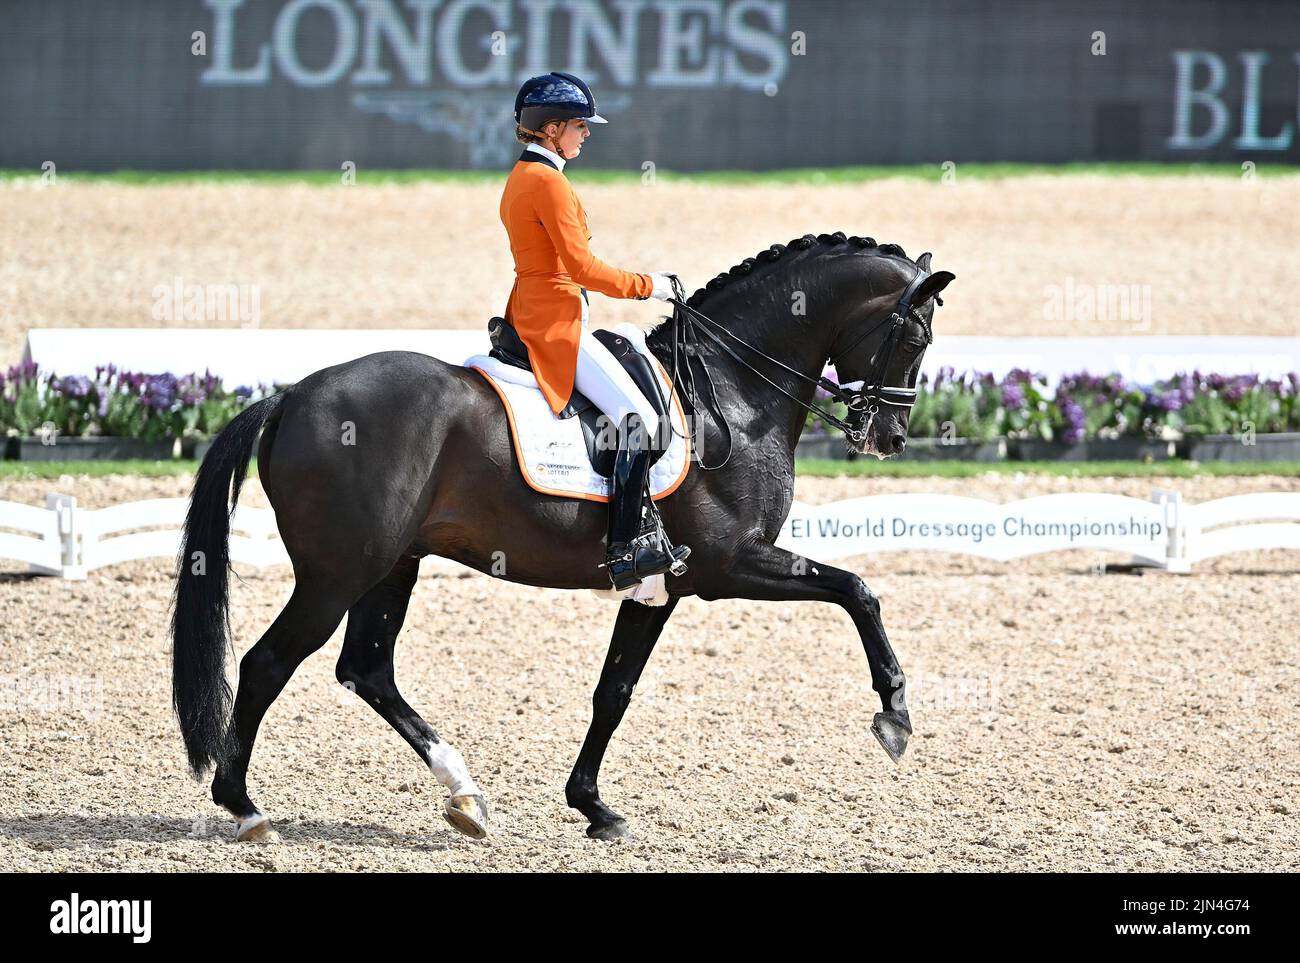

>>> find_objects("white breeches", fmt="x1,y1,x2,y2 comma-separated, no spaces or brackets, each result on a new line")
572,294,660,441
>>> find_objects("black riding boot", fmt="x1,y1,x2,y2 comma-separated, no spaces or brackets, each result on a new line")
602,415,690,591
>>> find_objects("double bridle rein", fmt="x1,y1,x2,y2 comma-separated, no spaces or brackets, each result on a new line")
662,269,935,470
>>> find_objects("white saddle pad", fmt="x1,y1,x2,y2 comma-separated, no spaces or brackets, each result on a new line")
463,322,691,502
462,322,691,607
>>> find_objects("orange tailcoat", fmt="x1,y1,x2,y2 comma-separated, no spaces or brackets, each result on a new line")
499,149,653,416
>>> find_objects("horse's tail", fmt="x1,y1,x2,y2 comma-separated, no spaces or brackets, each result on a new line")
170,392,285,777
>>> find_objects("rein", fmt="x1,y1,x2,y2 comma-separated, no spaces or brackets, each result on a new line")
662,270,933,469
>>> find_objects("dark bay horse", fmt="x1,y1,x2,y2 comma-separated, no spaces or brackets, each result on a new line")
170,231,954,841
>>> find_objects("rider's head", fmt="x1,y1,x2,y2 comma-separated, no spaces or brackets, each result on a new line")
514,71,607,161
516,116,590,160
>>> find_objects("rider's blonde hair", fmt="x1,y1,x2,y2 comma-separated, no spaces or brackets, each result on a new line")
515,118,568,146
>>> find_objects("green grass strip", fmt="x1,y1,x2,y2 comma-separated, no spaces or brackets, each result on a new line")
0,459,200,480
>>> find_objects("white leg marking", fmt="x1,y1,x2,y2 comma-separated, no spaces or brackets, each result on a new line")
234,811,269,839
426,739,480,798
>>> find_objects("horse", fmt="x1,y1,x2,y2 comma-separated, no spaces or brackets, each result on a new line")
170,231,954,842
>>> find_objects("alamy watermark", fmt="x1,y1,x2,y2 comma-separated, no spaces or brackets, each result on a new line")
0,673,104,721
151,277,261,327
1043,277,1152,329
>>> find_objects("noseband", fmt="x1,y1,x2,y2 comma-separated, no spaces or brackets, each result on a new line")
663,267,934,468
827,266,935,438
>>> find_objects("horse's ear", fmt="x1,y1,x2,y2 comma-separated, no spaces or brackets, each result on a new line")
915,270,955,305
917,252,933,271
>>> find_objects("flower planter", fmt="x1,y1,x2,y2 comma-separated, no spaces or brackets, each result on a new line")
795,433,855,461
1182,432,1300,463
1083,437,1177,461
182,437,215,461
1009,438,1089,462
898,437,1006,462
7,436,177,461
1011,437,1176,461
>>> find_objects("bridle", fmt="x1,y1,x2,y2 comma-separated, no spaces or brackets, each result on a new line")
663,270,935,468
662,268,935,470
827,266,935,441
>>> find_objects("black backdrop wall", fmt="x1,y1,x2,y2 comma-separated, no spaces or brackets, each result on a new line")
2,0,1297,171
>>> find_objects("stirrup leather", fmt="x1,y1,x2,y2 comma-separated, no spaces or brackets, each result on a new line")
638,494,690,577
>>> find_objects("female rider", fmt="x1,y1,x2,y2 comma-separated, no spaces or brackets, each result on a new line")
500,71,690,591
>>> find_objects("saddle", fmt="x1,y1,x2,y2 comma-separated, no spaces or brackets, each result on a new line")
487,316,671,477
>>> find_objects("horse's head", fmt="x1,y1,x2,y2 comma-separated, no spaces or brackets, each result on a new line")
829,251,954,458
646,233,956,463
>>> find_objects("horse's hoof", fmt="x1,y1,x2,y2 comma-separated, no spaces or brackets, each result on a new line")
587,819,632,841
443,794,490,839
871,711,911,764
234,812,278,843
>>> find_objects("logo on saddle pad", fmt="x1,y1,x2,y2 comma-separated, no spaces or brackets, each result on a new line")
535,462,580,478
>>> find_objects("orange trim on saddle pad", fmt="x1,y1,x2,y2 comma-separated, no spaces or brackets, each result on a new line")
469,356,691,504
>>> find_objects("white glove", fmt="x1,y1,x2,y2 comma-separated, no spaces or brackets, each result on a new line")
649,271,681,301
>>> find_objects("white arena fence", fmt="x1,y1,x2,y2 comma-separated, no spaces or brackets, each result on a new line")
5,495,288,580
2,490,1298,580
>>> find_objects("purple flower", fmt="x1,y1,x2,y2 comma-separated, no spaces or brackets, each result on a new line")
142,373,178,411
57,375,92,399
1149,388,1182,413
7,360,38,383
1060,399,1086,444
1001,383,1026,409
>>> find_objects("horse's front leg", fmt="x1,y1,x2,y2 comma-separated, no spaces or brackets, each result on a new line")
702,537,911,762
566,597,679,840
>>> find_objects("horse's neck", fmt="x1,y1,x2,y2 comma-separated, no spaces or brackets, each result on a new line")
645,284,836,456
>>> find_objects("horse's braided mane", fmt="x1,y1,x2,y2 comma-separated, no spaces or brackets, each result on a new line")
684,231,911,307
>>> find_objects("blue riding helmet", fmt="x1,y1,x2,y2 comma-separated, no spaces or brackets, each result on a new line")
514,71,608,134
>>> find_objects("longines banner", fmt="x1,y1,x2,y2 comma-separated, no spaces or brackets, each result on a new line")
2,0,1298,170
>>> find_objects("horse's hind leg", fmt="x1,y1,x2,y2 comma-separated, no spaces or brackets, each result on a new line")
211,580,354,841
335,554,489,839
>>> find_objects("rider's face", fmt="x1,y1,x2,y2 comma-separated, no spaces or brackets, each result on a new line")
548,119,589,157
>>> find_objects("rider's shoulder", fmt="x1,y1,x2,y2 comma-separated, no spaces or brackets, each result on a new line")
517,163,572,197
